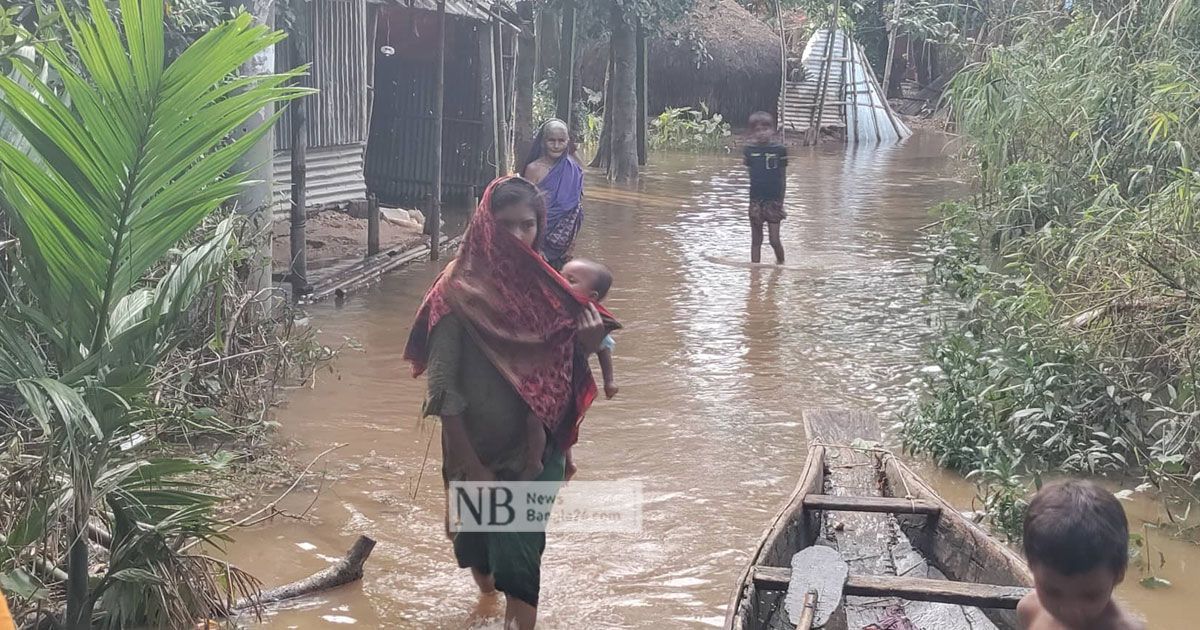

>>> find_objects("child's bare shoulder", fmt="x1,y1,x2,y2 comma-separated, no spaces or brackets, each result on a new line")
1016,590,1042,626
1113,605,1146,630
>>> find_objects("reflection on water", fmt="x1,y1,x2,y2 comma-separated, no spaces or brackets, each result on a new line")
225,132,1196,629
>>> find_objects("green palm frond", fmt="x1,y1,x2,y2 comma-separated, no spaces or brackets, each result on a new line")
0,0,304,364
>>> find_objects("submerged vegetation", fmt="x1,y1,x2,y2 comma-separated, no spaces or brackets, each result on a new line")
903,0,1200,538
0,0,317,626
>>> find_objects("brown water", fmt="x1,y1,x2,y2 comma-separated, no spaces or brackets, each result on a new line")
227,132,1197,629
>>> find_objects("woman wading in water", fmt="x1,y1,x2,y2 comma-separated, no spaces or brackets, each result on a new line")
404,177,617,629
519,119,585,269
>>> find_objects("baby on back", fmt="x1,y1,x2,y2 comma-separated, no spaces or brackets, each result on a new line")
519,258,619,482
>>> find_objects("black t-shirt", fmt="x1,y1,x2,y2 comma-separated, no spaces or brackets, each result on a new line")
743,143,788,201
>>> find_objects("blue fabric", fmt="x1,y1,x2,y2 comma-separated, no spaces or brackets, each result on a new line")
537,156,585,263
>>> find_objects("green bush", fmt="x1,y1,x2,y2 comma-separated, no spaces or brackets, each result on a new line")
904,1,1200,537
649,104,731,152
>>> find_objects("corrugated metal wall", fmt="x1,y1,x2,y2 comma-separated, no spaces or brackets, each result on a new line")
272,145,366,212
273,0,368,213
365,10,492,206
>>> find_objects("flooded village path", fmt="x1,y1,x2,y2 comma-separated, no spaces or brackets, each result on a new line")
227,131,1196,628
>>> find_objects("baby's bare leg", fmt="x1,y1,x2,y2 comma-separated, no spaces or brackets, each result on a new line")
599,348,618,399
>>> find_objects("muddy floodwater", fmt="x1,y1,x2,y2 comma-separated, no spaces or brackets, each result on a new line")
227,132,1197,629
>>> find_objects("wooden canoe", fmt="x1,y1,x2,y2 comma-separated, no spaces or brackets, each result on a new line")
725,409,1034,630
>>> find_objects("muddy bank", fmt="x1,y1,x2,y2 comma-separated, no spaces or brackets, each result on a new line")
272,209,425,272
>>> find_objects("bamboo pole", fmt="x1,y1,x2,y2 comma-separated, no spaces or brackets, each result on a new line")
848,38,859,143
635,18,648,165
774,0,787,139
881,0,904,99
867,43,882,142
555,2,576,126
492,14,508,173
430,0,446,262
289,9,309,297
811,14,840,143
868,51,907,139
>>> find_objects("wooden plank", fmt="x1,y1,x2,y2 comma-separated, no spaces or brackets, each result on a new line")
802,408,881,445
802,495,941,516
751,568,1029,610
846,575,1028,610
752,566,792,590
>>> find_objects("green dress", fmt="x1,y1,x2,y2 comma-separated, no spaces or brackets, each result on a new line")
423,313,566,607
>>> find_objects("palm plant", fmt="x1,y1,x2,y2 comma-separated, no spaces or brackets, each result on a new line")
0,0,304,626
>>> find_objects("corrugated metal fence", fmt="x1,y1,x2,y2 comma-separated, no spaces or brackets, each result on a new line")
274,0,369,212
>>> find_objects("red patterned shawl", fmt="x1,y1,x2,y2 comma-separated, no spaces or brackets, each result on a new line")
404,176,617,448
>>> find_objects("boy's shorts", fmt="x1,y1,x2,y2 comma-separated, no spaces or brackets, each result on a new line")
749,199,787,223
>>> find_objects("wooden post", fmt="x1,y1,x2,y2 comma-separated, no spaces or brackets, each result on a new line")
289,11,309,297
635,19,648,165
555,1,576,126
492,16,509,173
366,194,380,256
430,0,446,262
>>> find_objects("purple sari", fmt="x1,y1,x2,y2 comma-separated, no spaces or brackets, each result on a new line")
537,156,585,265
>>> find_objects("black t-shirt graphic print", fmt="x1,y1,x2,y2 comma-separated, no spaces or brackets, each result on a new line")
743,143,788,202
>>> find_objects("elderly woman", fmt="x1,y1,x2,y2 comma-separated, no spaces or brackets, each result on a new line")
405,176,616,629
519,119,585,269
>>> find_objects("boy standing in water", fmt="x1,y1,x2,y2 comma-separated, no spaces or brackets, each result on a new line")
1018,480,1145,630
743,111,787,264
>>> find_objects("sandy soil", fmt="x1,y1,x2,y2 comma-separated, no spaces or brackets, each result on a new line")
273,209,425,272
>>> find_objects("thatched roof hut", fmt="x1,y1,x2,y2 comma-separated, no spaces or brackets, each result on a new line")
581,0,781,125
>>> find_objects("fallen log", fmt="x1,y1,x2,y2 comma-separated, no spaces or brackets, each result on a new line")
234,535,376,610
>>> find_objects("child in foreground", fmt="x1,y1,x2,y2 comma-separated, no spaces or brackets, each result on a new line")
521,258,618,482
742,111,788,264
1018,480,1145,630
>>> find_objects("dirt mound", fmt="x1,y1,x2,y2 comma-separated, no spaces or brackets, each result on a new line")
581,0,781,125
